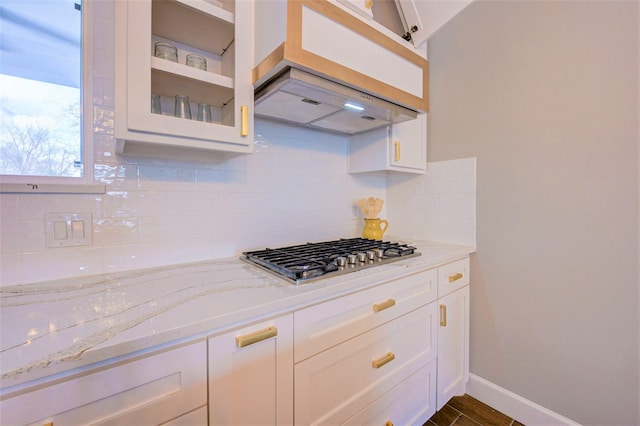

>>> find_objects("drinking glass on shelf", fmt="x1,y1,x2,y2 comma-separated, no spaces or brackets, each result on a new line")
151,95,162,114
154,42,178,62
186,54,207,71
197,103,212,122
174,95,191,119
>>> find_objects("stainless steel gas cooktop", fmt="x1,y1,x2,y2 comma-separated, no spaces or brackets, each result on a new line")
241,238,420,284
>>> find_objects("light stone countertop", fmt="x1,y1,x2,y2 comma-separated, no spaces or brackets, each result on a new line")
0,239,474,391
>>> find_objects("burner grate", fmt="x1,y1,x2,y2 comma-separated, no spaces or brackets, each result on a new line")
242,238,420,284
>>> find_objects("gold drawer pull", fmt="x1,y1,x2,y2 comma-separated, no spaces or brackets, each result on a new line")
240,105,249,136
44,423,53,426
372,352,395,369
373,298,396,313
236,326,277,348
393,141,401,161
440,304,447,326
448,272,463,282
385,421,394,426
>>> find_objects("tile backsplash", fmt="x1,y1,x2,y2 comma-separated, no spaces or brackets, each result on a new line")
0,118,388,286
387,157,476,246
0,1,475,286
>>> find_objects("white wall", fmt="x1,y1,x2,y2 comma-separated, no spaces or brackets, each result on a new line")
427,0,639,424
0,1,386,286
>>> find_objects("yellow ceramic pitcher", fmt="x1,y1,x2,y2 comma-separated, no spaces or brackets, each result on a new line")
362,218,389,240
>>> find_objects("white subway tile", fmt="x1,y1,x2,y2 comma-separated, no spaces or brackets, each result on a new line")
438,193,475,211
18,194,101,221
94,163,139,190
0,195,19,221
138,166,196,191
93,218,138,246
0,221,44,254
0,254,23,286
167,191,220,216
455,174,476,194
135,191,170,216
424,175,457,194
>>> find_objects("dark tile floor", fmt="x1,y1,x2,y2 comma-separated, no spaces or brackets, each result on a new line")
425,394,525,426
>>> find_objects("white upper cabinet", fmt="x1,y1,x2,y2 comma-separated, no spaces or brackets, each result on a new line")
349,113,427,174
253,0,429,113
395,0,474,47
115,0,254,156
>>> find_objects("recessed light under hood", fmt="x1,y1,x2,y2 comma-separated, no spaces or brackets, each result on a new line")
254,68,418,135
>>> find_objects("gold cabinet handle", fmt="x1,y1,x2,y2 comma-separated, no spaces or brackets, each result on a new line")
240,105,249,136
373,298,396,313
236,326,277,348
372,352,395,369
385,421,394,426
440,304,447,327
448,272,463,282
365,0,374,9
44,423,53,426
393,141,400,161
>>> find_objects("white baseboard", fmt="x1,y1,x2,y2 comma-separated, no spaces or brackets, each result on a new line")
466,373,582,426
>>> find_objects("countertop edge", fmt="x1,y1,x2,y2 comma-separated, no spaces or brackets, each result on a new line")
0,241,475,393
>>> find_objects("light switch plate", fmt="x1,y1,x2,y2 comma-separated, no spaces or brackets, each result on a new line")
45,213,93,248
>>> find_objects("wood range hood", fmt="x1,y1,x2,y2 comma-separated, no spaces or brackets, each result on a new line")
252,0,429,135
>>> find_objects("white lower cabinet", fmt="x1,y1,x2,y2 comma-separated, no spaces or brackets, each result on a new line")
344,360,437,426
1,257,470,425
436,285,470,410
0,341,207,426
293,267,440,424
295,299,438,425
208,314,294,426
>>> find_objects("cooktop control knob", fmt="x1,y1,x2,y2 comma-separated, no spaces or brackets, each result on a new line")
375,248,385,258
335,256,347,267
366,250,376,260
357,252,367,262
347,254,357,264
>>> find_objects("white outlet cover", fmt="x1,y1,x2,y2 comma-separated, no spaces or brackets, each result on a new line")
45,212,93,248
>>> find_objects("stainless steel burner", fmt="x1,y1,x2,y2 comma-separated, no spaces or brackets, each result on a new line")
241,238,420,284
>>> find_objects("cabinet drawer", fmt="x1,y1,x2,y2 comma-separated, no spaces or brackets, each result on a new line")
1,341,207,426
295,303,437,425
295,268,436,362
343,360,437,426
438,257,470,297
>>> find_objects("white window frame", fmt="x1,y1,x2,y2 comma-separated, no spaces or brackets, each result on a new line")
0,1,105,194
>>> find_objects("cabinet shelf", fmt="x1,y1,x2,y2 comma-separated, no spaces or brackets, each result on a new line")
152,0,235,55
151,57,234,106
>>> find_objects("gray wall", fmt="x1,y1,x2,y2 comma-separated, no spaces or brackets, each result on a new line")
426,1,639,424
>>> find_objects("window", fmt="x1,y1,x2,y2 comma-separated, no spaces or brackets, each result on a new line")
0,0,97,190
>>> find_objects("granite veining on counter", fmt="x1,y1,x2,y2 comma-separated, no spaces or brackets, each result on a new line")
0,239,474,391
